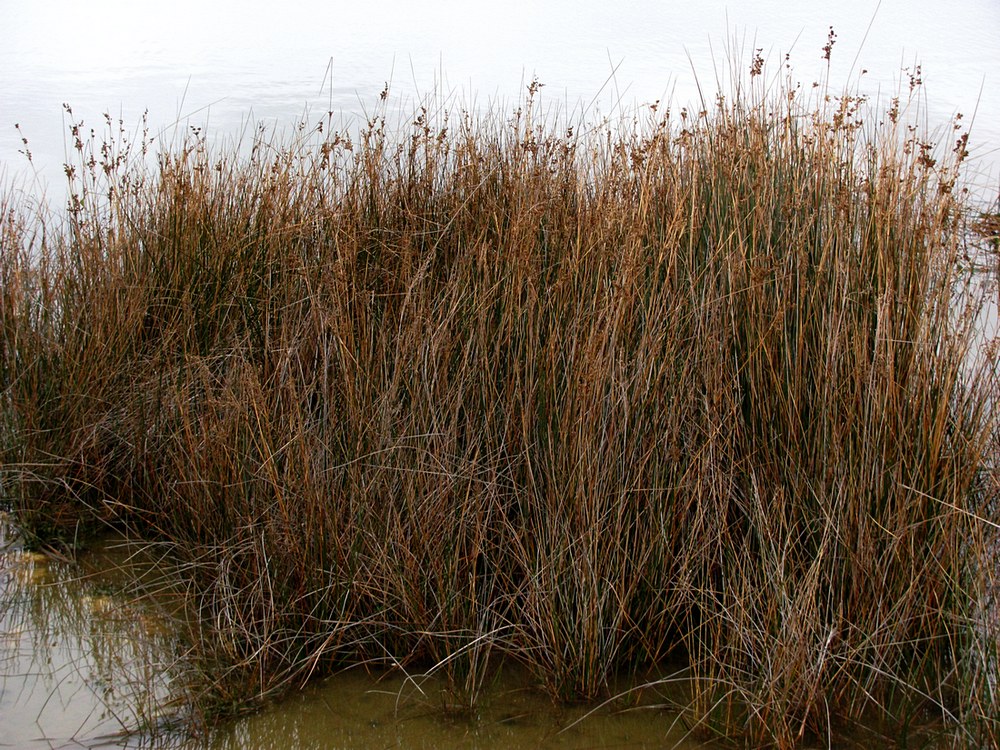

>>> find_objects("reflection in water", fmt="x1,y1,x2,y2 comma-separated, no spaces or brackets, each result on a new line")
3,517,976,748
0,523,190,749
11,515,980,750
0,519,716,749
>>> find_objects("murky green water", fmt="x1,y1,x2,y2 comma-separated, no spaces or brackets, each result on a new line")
5,516,973,750
1,519,976,749
1,522,719,750
189,668,710,750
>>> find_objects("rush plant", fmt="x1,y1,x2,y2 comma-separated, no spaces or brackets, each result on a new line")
1,55,997,748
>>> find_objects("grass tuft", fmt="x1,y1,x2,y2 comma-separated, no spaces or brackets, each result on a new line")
2,56,998,747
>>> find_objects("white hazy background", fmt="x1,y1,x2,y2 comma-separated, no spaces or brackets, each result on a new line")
1,0,998,200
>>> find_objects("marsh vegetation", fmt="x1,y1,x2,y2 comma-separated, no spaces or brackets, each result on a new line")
1,53,998,747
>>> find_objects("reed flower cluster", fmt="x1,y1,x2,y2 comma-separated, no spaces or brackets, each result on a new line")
1,67,997,747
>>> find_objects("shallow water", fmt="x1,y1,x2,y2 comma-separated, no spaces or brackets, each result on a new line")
0,525,723,749
189,668,712,750
0,526,190,748
1,525,968,749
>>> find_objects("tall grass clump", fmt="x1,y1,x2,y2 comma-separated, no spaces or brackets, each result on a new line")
1,57,997,747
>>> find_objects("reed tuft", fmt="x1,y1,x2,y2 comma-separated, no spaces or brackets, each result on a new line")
2,59,997,747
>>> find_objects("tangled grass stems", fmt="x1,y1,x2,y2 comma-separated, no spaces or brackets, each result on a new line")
1,55,998,747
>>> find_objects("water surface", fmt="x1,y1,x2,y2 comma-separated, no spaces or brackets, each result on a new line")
1,0,998,199
0,525,191,748
1,525,720,749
